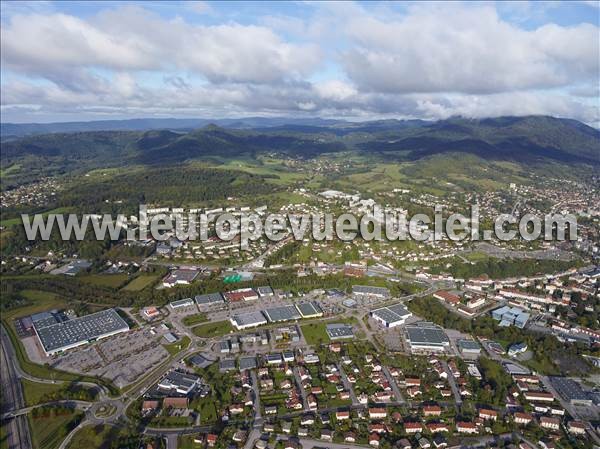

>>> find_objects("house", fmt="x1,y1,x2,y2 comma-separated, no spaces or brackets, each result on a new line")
524,391,554,402
281,422,292,434
336,410,350,420
405,422,423,434
320,429,333,441
423,405,442,416
405,377,421,386
369,433,381,447
514,412,533,425
369,407,387,419
427,423,449,433
418,438,431,449
567,421,586,435
456,422,478,434
345,432,356,443
369,423,388,434
301,414,315,426
233,431,247,443
397,439,412,449
478,408,498,421
540,416,560,430
206,434,218,447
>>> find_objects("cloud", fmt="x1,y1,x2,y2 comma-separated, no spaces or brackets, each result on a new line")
1,6,322,84
0,2,598,125
341,3,599,94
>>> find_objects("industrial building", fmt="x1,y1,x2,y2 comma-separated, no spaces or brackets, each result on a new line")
34,308,129,356
239,356,258,370
491,306,530,328
326,323,354,340
257,286,274,297
296,301,323,318
169,297,195,310
157,370,202,395
195,292,225,308
225,288,259,302
352,285,390,299
263,305,301,323
457,339,481,355
405,322,450,354
230,311,268,330
549,377,593,406
162,269,199,288
370,303,412,327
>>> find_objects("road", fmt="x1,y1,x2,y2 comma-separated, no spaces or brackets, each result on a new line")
337,363,359,406
292,366,310,411
381,366,405,404
1,326,32,449
441,360,463,408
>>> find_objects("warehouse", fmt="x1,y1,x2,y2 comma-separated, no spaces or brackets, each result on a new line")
225,288,259,302
257,286,274,297
34,308,129,356
491,306,530,329
457,339,481,355
230,311,268,330
162,269,199,288
195,292,225,308
296,301,323,318
169,297,195,310
352,285,390,299
264,305,301,323
370,303,412,328
405,322,450,354
158,370,202,395
549,377,593,406
326,323,354,340
239,356,258,370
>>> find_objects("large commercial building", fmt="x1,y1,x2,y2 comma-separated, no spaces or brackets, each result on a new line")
405,322,450,354
326,323,354,340
549,377,593,406
230,311,268,330
263,305,302,323
34,308,129,356
491,306,530,329
352,285,391,299
195,292,225,309
162,269,199,288
158,370,202,395
370,303,412,328
296,302,323,318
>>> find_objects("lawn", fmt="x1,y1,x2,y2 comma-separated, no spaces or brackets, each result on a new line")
191,320,233,338
182,313,208,327
121,274,158,291
301,317,358,346
178,434,204,449
163,336,191,356
65,424,125,449
29,409,83,449
21,379,98,406
79,274,130,289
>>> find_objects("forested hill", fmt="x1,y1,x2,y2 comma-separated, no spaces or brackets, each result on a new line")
1,116,598,185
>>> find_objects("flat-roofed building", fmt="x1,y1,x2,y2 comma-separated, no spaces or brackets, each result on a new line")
549,377,593,406
169,298,195,310
34,308,129,356
257,286,274,297
239,356,257,371
296,301,323,318
158,370,201,395
230,311,268,330
457,339,481,355
352,285,390,299
370,303,412,328
163,269,199,288
195,292,225,309
225,288,259,302
405,322,450,354
264,305,301,323
326,323,354,340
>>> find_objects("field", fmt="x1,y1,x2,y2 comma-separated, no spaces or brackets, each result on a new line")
1,207,73,228
28,409,83,449
301,317,358,346
79,274,130,289
21,379,98,406
163,336,191,356
182,313,208,326
191,320,234,338
65,424,125,449
121,274,158,291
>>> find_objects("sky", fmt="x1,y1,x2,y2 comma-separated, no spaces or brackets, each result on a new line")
1,1,599,124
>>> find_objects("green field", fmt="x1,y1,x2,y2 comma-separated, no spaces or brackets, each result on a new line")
29,409,83,449
301,318,358,346
163,335,191,356
191,320,233,338
178,434,204,449
121,274,158,291
21,379,98,407
182,313,208,326
65,424,125,449
79,274,130,289
1,207,73,227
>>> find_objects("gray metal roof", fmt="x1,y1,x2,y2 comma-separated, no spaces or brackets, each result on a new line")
352,285,390,297
239,356,257,370
195,292,224,305
264,305,301,323
406,323,449,346
231,311,267,327
35,308,129,354
296,301,323,317
326,323,354,339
